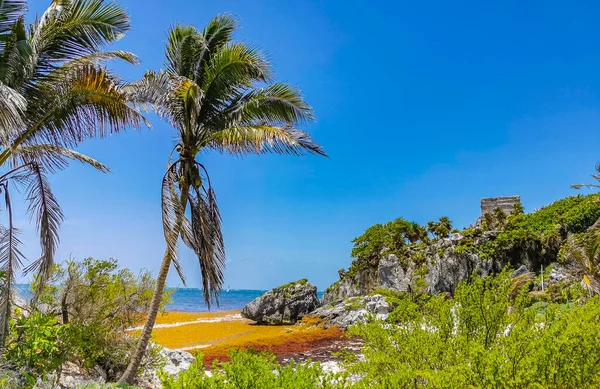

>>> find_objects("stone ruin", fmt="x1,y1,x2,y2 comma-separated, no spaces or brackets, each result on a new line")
480,196,521,217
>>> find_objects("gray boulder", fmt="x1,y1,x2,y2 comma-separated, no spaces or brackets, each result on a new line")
312,294,390,328
241,279,320,325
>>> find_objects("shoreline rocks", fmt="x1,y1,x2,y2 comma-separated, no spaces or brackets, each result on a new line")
311,294,390,329
241,279,320,325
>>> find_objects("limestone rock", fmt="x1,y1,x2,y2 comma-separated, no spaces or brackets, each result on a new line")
377,254,412,292
312,294,390,328
241,279,320,324
549,265,569,284
323,233,502,304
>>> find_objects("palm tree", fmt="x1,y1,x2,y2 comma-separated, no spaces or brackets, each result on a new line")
118,15,325,383
566,232,600,294
0,0,146,347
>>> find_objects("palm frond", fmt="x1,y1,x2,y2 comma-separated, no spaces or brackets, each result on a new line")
0,80,25,147
165,24,204,78
185,167,225,308
0,15,31,88
167,168,187,286
193,14,237,85
1,64,146,161
161,163,188,285
198,43,270,126
123,70,171,113
21,164,64,298
10,144,110,173
31,0,131,73
0,0,26,37
208,125,325,156
0,183,24,347
239,83,314,125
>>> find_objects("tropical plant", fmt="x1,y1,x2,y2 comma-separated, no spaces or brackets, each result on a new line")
349,272,600,388
160,349,348,389
118,15,325,383
563,232,600,294
0,0,146,348
573,163,600,190
4,311,70,388
426,216,452,239
30,257,169,378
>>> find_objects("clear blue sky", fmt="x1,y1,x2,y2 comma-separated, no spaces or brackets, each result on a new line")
15,0,600,290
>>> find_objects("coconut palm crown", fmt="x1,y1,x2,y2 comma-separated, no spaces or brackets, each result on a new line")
118,15,325,383
0,0,146,347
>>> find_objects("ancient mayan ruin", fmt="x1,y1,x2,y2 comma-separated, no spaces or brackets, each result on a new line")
480,196,521,216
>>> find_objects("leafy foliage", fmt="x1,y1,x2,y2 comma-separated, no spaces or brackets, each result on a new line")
348,271,600,388
3,311,70,388
160,349,348,389
34,258,169,377
2,258,168,385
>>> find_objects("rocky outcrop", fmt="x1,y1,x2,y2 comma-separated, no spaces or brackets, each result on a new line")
312,294,390,329
322,266,378,305
241,279,320,325
323,233,503,304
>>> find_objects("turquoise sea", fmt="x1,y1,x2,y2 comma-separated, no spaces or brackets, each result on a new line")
16,285,324,312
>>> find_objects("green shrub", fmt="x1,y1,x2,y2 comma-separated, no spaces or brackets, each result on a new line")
160,349,348,389
3,312,71,388
348,271,600,388
32,258,170,379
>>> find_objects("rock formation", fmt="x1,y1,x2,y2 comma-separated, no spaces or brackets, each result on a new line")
312,294,390,329
323,233,503,304
241,279,320,325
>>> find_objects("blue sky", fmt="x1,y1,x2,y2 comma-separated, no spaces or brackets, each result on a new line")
15,0,600,290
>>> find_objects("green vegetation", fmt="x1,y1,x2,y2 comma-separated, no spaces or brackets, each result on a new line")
333,194,600,295
1,258,167,388
160,349,349,389
347,271,600,388
276,278,309,290
0,0,147,349
162,271,600,388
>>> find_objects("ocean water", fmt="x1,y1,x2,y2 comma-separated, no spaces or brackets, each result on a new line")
15,285,324,312
166,288,267,312
167,288,325,312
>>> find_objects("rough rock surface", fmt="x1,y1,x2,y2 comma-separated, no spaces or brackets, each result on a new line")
242,279,320,324
377,254,410,292
549,265,569,284
136,347,197,388
323,235,501,304
311,294,390,329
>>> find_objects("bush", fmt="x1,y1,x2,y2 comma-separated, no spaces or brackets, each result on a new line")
3,312,72,387
160,349,349,389
2,258,169,385
348,271,600,388
32,258,171,379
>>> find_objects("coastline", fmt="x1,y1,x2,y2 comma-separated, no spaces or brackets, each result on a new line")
137,310,348,366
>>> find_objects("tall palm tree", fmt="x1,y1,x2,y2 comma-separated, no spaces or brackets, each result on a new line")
0,0,146,347
118,15,325,383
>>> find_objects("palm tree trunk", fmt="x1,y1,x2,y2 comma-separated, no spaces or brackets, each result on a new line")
118,188,189,385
